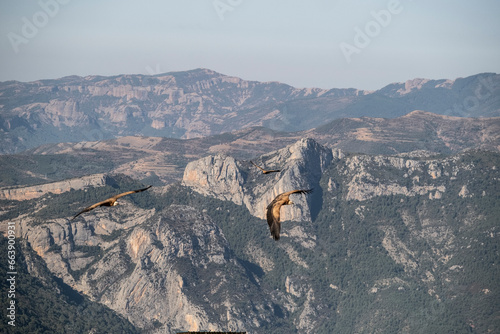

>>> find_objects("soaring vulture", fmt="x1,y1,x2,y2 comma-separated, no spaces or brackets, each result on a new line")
266,189,313,240
250,161,281,174
72,185,152,220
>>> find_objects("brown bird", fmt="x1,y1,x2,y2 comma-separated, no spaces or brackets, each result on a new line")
266,189,313,240
72,185,152,220
250,161,281,174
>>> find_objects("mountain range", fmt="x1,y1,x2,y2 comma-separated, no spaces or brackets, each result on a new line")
1,69,499,154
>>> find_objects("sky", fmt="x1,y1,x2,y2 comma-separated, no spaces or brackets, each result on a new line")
0,0,499,90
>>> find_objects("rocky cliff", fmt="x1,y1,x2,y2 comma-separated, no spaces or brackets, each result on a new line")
182,138,342,223
11,198,286,333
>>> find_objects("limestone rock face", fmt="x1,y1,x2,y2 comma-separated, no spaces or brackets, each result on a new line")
182,155,245,205
14,201,279,333
182,138,338,222
336,153,475,201
86,205,231,332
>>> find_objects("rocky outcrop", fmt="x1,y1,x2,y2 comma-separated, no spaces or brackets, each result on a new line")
338,155,448,201
334,153,483,202
181,136,488,218
183,155,245,204
0,173,108,200
183,138,340,222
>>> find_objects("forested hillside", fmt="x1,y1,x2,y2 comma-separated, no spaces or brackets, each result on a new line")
2,140,498,333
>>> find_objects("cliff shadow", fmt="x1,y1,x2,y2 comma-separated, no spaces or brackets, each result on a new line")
53,275,85,304
237,257,264,286
309,184,323,222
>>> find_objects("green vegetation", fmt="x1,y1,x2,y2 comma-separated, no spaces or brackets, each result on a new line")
0,154,115,187
1,150,498,333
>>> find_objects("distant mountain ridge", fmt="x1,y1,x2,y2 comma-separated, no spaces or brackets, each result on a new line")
1,69,499,154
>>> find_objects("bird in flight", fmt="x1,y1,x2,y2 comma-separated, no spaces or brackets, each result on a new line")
72,185,152,220
250,161,281,174
266,189,313,240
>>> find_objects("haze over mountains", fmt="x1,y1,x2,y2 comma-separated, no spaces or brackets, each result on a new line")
1,69,499,154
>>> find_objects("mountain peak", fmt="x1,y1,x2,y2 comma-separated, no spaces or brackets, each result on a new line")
399,78,431,94
182,138,338,224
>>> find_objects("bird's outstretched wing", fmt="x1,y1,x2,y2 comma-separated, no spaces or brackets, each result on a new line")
251,161,281,174
265,189,312,240
72,185,152,220
251,160,266,172
112,185,152,200
277,189,313,199
72,198,113,220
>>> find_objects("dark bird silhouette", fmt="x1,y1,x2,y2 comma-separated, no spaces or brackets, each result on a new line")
250,161,281,174
72,185,152,220
266,189,313,240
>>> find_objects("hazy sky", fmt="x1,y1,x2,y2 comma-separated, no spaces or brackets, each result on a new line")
1,0,499,90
